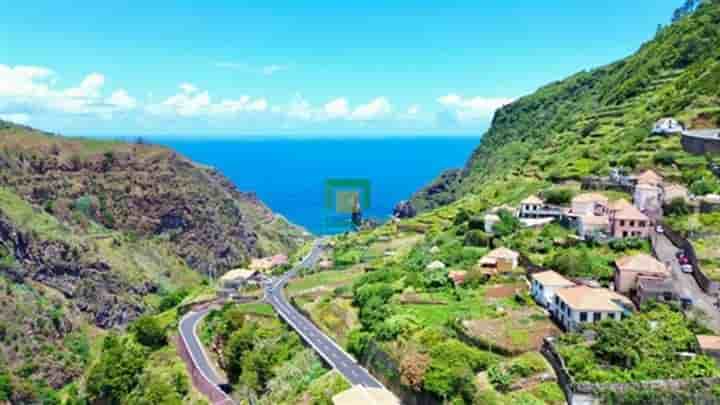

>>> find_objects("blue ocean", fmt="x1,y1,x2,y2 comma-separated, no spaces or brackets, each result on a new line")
148,136,478,235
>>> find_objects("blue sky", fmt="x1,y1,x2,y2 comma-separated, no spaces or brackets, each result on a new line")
1,0,679,136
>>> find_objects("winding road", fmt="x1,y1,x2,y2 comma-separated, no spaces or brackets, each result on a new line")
178,239,386,405
264,240,384,388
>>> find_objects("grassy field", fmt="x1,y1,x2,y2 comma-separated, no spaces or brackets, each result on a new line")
286,267,365,296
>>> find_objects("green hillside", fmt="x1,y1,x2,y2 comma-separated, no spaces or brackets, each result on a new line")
412,0,720,211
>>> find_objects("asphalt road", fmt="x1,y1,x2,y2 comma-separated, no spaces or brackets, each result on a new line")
653,233,720,331
265,241,384,388
179,308,230,386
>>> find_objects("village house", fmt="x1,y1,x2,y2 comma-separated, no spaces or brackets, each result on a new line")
634,276,676,306
218,269,262,299
609,199,652,238
652,117,684,135
553,285,633,331
250,254,289,272
662,183,690,204
634,182,662,213
519,195,544,218
635,169,663,187
577,213,610,239
614,253,670,295
571,193,609,216
530,270,576,310
697,336,720,362
484,212,500,234
479,247,520,273
332,386,400,405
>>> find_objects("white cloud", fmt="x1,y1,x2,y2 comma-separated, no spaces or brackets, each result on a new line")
147,84,269,117
351,97,392,121
179,83,198,93
437,93,514,122
0,113,30,124
324,98,349,118
0,64,137,118
106,89,137,110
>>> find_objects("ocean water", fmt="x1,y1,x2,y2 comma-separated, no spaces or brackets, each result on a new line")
149,136,478,235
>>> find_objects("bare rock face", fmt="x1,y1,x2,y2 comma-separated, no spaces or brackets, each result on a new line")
0,214,148,328
393,200,417,218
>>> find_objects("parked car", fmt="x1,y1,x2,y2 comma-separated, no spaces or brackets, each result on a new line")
679,256,690,265
681,264,693,274
680,297,694,309
676,250,686,259
656,225,664,233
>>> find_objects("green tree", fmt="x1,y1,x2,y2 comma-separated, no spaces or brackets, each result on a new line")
493,210,521,237
86,334,148,404
131,315,167,349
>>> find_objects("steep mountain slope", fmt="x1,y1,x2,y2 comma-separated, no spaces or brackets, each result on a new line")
412,0,720,211
0,121,309,401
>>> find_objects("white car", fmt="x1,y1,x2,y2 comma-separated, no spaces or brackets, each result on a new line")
681,264,693,274
656,225,664,234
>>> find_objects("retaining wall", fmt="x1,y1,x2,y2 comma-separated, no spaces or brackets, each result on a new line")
682,133,720,155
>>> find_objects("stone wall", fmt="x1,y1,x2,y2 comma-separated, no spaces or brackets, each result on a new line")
682,133,720,155
541,337,720,405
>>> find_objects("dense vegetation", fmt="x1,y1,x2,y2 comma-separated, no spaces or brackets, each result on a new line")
412,0,720,212
557,304,719,383
199,303,350,404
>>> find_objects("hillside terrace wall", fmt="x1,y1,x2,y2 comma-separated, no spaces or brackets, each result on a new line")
541,337,720,405
682,132,720,155
660,223,720,294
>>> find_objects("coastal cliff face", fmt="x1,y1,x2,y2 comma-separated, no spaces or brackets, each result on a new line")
411,0,720,211
0,121,309,275
0,121,309,397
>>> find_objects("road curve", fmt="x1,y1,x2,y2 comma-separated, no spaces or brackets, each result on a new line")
179,307,234,404
265,241,385,388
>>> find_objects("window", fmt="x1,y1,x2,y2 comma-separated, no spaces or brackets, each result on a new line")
639,221,646,227
629,220,635,227
579,312,588,322
593,313,602,322
623,231,628,237
620,220,625,226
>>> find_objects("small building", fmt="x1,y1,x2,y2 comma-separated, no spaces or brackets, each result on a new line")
553,286,633,331
652,118,684,135
663,183,690,204
220,268,261,289
449,270,467,286
635,169,663,187
484,213,500,234
634,276,676,306
571,193,609,217
530,270,576,310
614,253,670,295
609,199,651,238
250,254,289,272
519,195,545,218
577,214,609,239
697,335,720,362
332,386,400,405
634,183,663,213
479,247,520,273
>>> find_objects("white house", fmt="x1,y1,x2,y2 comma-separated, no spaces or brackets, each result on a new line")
634,183,663,213
530,271,576,310
518,195,544,218
553,286,633,331
652,118,684,135
571,193,609,217
484,213,500,234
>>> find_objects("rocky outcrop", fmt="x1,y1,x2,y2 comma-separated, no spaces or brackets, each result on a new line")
0,213,147,328
409,168,463,212
392,200,417,219
0,123,309,276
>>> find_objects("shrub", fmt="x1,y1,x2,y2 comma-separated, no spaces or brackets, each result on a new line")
653,151,677,165
464,230,491,247
131,316,167,349
467,216,485,230
665,197,690,216
544,188,574,205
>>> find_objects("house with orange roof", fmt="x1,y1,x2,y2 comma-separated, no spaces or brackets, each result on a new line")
479,247,520,273
530,270,576,309
609,199,651,238
614,253,670,294
553,285,633,331
635,169,663,186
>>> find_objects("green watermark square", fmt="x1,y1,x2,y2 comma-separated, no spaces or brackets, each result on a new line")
323,178,371,233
